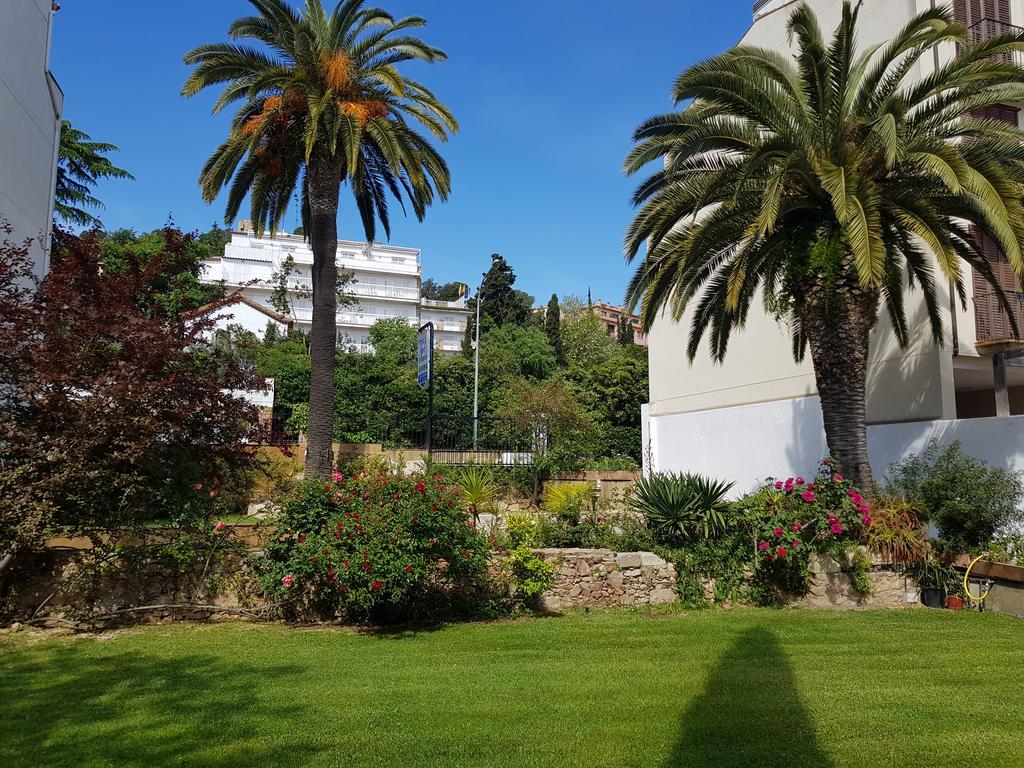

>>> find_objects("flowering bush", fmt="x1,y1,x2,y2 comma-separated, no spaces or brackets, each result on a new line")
745,459,871,562
258,469,488,620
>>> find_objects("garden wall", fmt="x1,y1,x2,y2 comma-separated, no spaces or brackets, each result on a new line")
533,548,678,611
643,398,1024,496
546,471,640,502
796,553,918,610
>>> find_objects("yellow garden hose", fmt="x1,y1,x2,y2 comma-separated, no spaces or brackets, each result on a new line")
963,555,992,602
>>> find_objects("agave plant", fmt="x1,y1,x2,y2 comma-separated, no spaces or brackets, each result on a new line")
454,465,500,524
630,473,735,544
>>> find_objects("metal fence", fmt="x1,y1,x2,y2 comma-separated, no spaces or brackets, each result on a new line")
426,415,542,466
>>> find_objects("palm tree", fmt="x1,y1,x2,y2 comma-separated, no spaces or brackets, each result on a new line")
54,120,134,228
182,0,456,477
624,1,1024,492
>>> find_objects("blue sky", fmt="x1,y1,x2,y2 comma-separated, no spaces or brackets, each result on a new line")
50,0,755,304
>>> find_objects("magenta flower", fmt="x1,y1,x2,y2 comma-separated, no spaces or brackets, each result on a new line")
862,515,873,526
791,540,800,548
773,527,784,538
774,481,784,490
801,491,816,503
281,574,294,588
828,515,838,524
758,541,770,551
777,546,788,558
213,520,226,532
830,523,844,535
792,524,801,532
331,471,344,483
796,477,806,485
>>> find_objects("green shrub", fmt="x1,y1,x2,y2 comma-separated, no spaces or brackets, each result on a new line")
503,545,555,601
582,454,640,472
258,470,487,621
453,465,501,523
541,482,596,524
505,511,542,548
886,441,1024,551
630,473,734,544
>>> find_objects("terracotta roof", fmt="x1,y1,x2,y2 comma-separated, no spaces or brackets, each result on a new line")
180,292,294,328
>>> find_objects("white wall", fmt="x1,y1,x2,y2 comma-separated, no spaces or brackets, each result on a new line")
205,300,289,339
0,0,62,280
645,396,1024,494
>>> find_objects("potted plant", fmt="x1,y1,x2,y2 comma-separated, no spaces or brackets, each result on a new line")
904,557,956,609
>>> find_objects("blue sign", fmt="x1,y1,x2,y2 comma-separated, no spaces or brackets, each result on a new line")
417,324,432,389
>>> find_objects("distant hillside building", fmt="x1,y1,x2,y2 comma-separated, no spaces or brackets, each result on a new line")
592,301,649,347
199,223,469,354
0,0,63,279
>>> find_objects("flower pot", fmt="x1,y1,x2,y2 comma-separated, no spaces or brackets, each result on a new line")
945,594,965,611
920,587,946,608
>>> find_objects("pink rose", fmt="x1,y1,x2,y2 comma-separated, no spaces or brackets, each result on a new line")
331,471,344,482
831,523,844,535
774,481,784,490
862,515,873,526
281,575,294,588
791,524,801,532
835,474,844,482
801,491,816,503
758,541,770,551
796,477,805,485
773,527,784,538
209,489,218,498
791,540,800,548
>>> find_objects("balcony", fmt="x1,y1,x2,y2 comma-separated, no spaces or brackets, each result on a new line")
284,277,417,301
290,307,417,327
966,18,1024,67
974,291,1024,344
422,297,468,309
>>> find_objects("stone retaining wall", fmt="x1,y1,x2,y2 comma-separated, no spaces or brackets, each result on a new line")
796,553,917,610
533,548,677,611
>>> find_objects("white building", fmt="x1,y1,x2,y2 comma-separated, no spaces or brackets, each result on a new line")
643,0,1024,491
200,224,469,354
0,0,62,279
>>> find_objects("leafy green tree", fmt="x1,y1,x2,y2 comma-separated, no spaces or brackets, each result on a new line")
269,254,297,316
545,293,563,363
256,336,311,434
183,0,457,477
624,2,1024,490
481,324,557,381
616,315,635,346
565,349,649,461
422,278,465,301
54,120,134,228
560,296,615,369
368,317,417,365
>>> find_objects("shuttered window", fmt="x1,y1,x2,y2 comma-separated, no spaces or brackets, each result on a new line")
954,0,1012,26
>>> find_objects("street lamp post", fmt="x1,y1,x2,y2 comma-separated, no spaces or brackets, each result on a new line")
472,280,483,448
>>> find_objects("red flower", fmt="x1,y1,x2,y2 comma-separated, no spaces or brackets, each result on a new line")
310,556,318,565
831,523,844,535
371,581,383,590
281,574,294,588
362,561,372,571
213,520,226,532
791,540,800,548
773,527,784,538
861,515,873,526
758,541,769,551
415,482,426,493
777,547,788,558
405,565,414,573
298,534,306,543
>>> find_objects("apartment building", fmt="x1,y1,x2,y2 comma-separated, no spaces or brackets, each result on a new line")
592,301,649,347
199,224,470,354
0,0,62,279
643,0,1024,489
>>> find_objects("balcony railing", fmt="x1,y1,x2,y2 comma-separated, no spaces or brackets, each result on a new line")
285,278,417,301
966,18,1024,66
422,297,468,309
974,291,1024,343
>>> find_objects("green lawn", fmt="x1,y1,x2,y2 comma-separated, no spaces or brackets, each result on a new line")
1,609,1022,767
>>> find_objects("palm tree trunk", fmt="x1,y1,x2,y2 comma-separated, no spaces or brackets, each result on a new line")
803,288,879,494
304,147,343,478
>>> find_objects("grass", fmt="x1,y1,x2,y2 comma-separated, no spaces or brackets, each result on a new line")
1,608,1022,767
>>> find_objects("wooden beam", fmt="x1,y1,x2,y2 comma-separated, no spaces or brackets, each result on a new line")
994,352,1011,417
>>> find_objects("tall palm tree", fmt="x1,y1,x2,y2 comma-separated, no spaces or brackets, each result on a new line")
624,1,1024,492
183,0,456,477
54,120,134,228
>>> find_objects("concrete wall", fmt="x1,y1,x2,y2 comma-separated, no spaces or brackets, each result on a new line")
645,396,1024,494
0,0,61,280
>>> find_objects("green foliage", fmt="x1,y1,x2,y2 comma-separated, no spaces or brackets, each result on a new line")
541,482,596,523
478,253,531,328
582,455,640,472
285,403,309,436
453,465,500,522
368,318,418,366
504,511,543,548
421,279,465,302
559,296,615,369
55,120,134,228
863,495,929,564
886,441,1024,551
480,324,557,381
544,294,562,363
502,545,555,601
259,471,487,621
903,555,958,591
631,473,734,544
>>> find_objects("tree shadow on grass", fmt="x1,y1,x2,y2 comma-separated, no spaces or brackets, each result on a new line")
664,628,834,768
0,641,318,768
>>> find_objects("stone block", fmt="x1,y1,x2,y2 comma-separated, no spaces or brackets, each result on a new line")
607,571,624,591
640,552,666,567
649,589,677,605
616,552,642,568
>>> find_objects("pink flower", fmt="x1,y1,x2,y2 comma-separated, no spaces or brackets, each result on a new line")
281,575,294,588
796,477,806,485
828,516,838,524
758,541,770,551
213,520,226,532
862,515,873,526
831,523,844,535
773,527,784,538
405,565,414,573
331,471,344,482
791,524,801,532
193,482,203,491
777,547,788,558
791,540,800,548
209,489,218,498
774,481,784,490
801,491,816,503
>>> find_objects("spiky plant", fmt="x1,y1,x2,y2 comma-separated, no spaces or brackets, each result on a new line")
182,0,457,477
54,121,133,228
454,464,501,524
624,1,1024,491
630,473,734,544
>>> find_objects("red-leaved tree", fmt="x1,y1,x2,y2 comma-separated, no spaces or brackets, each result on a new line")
0,223,262,575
